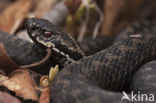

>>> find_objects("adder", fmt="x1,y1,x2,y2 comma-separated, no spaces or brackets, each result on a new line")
0,18,156,103
26,18,156,103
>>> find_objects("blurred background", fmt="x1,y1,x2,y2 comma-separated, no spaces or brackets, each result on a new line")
0,0,155,47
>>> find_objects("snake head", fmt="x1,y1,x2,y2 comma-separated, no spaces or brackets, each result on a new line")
26,18,61,49
26,18,84,62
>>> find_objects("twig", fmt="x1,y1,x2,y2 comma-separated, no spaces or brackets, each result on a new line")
92,1,104,39
20,48,52,69
77,0,90,42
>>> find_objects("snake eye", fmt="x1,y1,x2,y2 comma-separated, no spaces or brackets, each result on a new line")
44,31,52,37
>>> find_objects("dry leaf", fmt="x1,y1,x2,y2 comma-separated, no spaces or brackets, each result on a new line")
0,43,20,74
0,70,38,101
9,70,38,101
0,43,39,101
0,0,12,13
0,91,21,103
0,74,20,92
0,0,33,34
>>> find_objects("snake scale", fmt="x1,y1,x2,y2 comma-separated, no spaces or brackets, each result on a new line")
0,18,156,103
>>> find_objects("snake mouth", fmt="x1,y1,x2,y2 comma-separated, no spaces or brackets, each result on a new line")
35,37,54,49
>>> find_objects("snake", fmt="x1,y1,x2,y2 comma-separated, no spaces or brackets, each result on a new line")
0,18,155,103
130,60,156,95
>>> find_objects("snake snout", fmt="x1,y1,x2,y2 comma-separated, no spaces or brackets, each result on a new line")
25,18,35,31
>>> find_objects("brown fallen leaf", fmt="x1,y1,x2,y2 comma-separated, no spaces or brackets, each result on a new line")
0,43,20,74
0,42,39,101
0,70,39,101
9,70,38,101
0,0,33,34
0,90,21,103
0,0,12,13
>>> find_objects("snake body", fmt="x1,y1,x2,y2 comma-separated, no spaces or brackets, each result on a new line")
25,18,156,103
130,60,156,96
0,18,155,103
50,32,156,103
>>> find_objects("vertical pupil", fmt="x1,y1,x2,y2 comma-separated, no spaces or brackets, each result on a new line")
44,31,51,37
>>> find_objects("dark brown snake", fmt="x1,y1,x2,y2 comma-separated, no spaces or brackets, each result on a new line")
0,18,156,103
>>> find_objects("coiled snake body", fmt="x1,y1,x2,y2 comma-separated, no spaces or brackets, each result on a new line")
50,33,156,103
26,18,156,103
0,18,156,103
